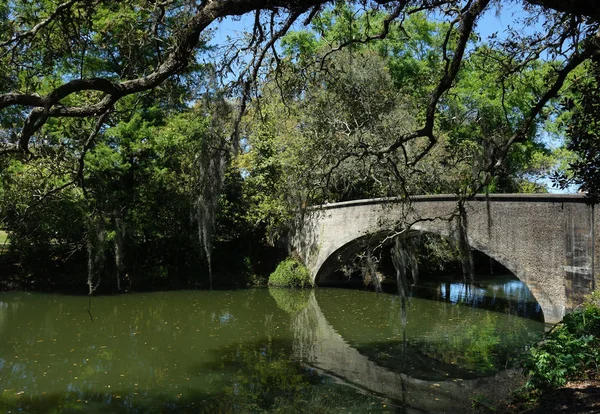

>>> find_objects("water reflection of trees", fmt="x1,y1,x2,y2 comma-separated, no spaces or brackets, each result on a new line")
2,337,389,413
416,276,543,321
315,288,545,376
0,292,284,396
0,291,393,413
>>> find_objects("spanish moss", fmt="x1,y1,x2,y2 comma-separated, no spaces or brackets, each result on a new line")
360,247,383,292
114,218,124,292
456,202,474,283
390,235,419,342
390,234,419,404
86,219,106,296
192,132,226,290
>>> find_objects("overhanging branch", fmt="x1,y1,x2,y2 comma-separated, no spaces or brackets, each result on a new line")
1,0,327,153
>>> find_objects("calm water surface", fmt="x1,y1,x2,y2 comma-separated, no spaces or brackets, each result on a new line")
0,277,545,413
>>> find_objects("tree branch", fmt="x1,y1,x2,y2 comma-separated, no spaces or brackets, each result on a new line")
0,0,80,51
1,0,327,153
375,0,491,164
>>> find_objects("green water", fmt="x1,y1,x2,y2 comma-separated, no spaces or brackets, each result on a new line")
0,280,545,413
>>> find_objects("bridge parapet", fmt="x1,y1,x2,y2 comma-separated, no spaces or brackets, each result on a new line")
293,194,598,324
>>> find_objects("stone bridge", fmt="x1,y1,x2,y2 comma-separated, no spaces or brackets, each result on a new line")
293,194,599,324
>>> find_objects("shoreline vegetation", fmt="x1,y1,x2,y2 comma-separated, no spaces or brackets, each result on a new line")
267,257,314,289
499,292,600,413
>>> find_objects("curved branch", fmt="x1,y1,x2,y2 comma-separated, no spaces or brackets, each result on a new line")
1,0,327,153
2,0,599,158
231,9,304,153
525,0,600,21
375,0,491,164
0,78,120,112
0,0,80,51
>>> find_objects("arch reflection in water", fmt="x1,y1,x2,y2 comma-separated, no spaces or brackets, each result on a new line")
291,288,544,412
411,274,544,322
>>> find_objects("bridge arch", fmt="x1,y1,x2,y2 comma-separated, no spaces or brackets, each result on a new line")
314,227,547,321
294,194,599,324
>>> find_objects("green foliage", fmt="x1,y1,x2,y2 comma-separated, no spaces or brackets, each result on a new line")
0,103,227,289
0,4,585,292
0,230,8,253
414,233,462,274
556,61,600,201
522,292,600,390
268,258,313,288
262,7,567,208
236,118,292,243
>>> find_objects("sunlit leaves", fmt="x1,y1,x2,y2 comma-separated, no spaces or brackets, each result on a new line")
522,294,600,389
557,61,600,200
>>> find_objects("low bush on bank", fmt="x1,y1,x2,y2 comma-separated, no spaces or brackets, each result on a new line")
522,292,600,390
268,258,313,288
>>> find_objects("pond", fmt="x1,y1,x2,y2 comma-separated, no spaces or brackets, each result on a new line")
0,275,545,413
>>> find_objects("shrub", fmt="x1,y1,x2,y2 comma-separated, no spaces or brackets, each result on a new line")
268,258,313,288
521,292,600,390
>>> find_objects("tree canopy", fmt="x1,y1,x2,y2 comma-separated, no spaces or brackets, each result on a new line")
1,0,599,157
1,0,599,290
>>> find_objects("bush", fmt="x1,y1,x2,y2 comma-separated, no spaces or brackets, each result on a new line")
521,292,600,390
268,258,313,288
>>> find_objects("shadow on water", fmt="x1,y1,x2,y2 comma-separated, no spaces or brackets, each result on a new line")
1,337,398,413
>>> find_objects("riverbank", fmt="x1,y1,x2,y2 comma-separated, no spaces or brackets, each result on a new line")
499,292,600,413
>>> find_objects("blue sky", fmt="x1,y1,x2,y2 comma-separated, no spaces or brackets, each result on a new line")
207,2,541,46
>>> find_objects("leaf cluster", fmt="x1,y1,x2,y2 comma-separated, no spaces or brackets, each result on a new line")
268,257,313,288
556,61,600,200
522,292,600,390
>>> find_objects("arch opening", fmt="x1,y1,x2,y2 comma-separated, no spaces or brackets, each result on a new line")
314,230,544,322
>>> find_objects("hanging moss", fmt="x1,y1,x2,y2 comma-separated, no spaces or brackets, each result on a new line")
456,202,474,282
193,131,227,290
391,235,419,345
86,217,107,296
360,248,384,292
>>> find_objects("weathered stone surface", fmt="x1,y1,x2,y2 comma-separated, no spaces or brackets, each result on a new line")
293,194,598,324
